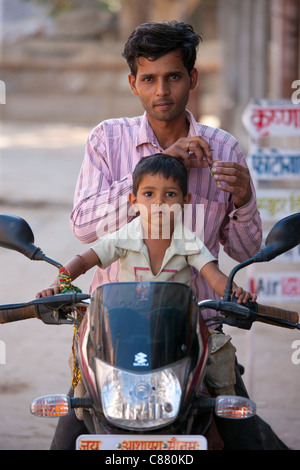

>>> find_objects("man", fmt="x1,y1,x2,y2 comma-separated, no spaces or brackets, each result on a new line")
53,21,286,450
70,21,262,320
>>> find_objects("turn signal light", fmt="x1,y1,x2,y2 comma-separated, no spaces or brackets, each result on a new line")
30,394,71,417
215,396,256,419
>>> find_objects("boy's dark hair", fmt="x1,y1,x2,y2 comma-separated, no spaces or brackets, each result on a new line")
122,21,202,76
132,154,188,197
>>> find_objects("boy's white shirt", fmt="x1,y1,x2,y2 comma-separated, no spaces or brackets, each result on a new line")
91,216,216,285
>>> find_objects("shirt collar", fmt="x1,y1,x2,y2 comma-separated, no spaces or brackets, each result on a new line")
115,216,200,256
136,113,160,149
115,217,145,251
136,110,199,149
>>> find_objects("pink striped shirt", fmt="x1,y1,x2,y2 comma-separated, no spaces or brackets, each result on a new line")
70,110,262,315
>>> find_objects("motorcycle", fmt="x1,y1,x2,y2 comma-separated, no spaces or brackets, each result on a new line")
0,212,299,451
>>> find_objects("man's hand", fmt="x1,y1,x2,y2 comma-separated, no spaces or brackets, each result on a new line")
211,160,252,208
163,136,213,169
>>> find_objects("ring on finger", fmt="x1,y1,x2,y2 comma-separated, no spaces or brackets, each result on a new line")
186,142,191,153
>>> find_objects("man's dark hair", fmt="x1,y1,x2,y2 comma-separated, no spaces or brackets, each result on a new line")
132,154,188,197
122,21,202,76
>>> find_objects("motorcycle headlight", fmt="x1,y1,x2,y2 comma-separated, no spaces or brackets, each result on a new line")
95,358,189,430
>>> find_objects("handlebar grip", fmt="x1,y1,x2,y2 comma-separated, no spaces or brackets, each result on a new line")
0,304,38,324
256,303,299,328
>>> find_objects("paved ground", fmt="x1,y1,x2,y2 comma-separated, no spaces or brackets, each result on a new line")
0,123,299,450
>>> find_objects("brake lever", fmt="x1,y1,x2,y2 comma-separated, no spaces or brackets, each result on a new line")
199,297,256,330
33,293,90,325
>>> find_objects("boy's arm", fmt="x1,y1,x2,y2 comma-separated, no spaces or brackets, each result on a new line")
200,261,256,303
35,249,100,298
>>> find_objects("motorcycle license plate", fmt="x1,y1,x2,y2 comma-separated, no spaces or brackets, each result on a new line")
76,434,207,450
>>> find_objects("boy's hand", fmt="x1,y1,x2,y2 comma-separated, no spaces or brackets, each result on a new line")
35,284,60,299
233,287,257,304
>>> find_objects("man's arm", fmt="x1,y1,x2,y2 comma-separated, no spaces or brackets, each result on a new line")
220,189,262,261
70,130,134,244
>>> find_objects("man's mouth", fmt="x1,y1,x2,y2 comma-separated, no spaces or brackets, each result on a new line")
154,100,174,110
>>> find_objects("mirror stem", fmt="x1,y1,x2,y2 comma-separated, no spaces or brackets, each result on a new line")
30,247,63,269
223,257,256,301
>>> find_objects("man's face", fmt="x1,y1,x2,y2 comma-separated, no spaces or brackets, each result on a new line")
128,50,198,126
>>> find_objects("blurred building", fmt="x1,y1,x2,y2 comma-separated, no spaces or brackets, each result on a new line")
0,0,299,148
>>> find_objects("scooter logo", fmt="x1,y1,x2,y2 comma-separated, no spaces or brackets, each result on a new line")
133,352,149,367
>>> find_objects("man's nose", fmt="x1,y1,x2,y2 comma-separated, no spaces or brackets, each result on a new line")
155,78,169,96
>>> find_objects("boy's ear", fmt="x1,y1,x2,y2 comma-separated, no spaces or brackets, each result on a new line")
129,193,138,210
183,193,192,205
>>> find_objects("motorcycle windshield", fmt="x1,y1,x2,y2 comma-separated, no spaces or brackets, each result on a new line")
89,282,198,372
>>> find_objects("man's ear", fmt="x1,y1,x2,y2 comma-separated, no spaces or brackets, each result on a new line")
128,74,139,96
189,68,198,91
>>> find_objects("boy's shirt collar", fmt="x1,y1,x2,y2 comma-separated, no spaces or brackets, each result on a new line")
115,216,201,256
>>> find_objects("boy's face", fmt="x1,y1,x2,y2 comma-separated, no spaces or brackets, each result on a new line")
128,50,198,127
129,173,191,237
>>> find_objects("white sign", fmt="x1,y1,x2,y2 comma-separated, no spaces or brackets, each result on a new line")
250,272,300,302
248,147,300,179
242,99,300,139
256,189,300,221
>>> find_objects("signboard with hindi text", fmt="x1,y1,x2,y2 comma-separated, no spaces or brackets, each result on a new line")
243,99,300,306
242,99,300,139
256,189,300,221
248,147,300,180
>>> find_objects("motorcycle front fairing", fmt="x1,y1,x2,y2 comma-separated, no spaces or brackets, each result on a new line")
76,282,211,432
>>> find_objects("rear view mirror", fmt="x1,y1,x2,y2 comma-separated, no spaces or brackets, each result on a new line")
0,214,62,268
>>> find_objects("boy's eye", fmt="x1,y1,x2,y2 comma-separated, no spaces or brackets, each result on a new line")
144,191,153,197
166,191,176,197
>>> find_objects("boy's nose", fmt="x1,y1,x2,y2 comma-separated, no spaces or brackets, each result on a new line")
154,194,164,204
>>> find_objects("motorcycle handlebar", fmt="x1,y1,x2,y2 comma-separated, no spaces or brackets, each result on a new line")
0,304,38,324
0,293,90,324
198,299,300,330
255,303,299,329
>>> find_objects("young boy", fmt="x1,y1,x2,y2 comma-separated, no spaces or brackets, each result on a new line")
37,154,255,306
36,154,256,449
